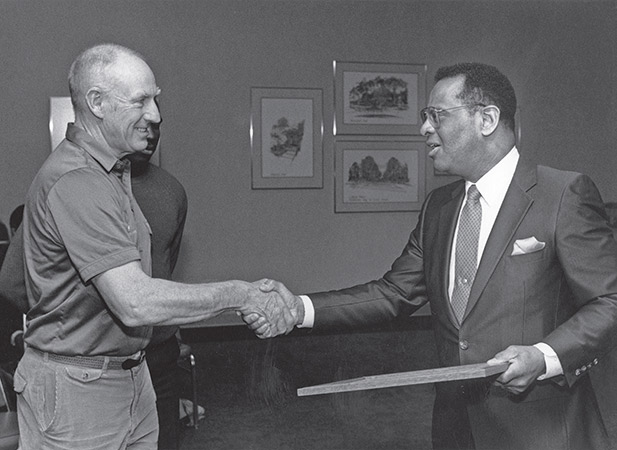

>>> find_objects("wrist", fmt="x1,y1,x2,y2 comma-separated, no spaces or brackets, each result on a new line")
294,295,305,326
226,280,254,311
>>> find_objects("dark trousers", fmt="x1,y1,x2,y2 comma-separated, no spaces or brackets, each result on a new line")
146,335,181,450
432,393,475,450
432,380,479,450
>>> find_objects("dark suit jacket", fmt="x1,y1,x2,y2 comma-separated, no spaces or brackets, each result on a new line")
311,161,617,450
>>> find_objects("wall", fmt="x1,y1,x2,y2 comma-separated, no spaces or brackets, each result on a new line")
0,0,615,296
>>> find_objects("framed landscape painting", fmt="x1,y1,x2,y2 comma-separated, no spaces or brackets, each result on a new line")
334,62,426,135
251,87,323,189
335,137,425,212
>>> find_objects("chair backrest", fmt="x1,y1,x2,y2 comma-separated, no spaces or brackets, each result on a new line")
0,369,15,412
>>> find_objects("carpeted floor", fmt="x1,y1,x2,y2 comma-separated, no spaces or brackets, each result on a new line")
177,317,438,450
175,318,617,450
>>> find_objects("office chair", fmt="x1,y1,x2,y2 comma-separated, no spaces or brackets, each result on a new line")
178,342,200,429
0,368,18,450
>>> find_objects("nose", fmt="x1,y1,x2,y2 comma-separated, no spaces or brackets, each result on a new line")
144,98,161,124
420,117,434,136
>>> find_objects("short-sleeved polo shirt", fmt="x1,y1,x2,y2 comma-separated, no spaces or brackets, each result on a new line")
22,124,152,356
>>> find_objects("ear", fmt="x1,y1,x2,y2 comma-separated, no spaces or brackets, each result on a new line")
85,87,106,119
479,105,500,137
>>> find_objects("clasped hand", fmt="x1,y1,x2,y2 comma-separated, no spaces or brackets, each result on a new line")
487,345,546,394
238,279,301,339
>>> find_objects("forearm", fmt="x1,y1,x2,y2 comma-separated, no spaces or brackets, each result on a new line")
129,278,251,326
94,261,255,327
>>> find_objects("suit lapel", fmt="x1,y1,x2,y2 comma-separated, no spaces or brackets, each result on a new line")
462,161,537,322
433,182,465,329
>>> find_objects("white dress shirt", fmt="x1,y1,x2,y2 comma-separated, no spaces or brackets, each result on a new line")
448,148,518,299
300,147,562,379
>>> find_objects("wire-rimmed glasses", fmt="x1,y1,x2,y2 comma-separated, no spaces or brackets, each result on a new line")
420,103,486,129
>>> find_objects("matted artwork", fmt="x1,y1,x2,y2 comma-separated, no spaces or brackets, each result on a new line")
251,87,323,189
335,137,425,212
49,97,75,151
334,62,426,135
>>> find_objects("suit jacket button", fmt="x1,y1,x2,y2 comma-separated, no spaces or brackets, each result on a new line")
459,340,469,350
575,369,581,376
593,358,599,365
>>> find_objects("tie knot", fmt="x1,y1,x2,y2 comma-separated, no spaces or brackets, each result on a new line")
467,185,481,203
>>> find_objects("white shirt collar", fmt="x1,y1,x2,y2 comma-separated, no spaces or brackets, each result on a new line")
465,146,519,208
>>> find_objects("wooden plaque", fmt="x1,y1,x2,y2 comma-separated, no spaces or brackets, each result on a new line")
297,362,508,397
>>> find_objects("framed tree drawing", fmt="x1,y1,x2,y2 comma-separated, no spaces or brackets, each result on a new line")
335,137,425,212
334,62,426,135
251,87,323,189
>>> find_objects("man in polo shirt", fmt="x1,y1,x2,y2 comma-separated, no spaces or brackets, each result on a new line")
13,43,296,450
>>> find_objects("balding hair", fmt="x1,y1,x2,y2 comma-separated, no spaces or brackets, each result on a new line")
68,43,145,114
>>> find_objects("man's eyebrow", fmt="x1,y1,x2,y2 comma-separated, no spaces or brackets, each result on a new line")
127,88,160,103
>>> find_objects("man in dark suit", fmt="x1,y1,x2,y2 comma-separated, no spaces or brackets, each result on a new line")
246,63,617,449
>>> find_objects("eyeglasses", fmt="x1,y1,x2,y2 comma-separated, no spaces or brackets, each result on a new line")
420,103,485,129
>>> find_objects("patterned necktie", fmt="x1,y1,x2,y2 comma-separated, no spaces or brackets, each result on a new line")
451,185,482,323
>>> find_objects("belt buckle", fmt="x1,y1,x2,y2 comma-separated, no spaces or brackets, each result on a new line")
121,351,144,370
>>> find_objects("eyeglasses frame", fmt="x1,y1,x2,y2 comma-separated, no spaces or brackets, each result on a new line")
420,103,487,129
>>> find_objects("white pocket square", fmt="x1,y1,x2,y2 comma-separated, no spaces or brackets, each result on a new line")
511,237,545,256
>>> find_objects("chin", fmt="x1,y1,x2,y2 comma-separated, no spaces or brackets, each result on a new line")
432,161,447,173
127,152,151,164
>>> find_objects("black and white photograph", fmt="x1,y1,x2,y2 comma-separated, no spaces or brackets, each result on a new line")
0,2,615,450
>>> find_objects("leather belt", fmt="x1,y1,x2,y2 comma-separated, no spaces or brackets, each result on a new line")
31,348,145,370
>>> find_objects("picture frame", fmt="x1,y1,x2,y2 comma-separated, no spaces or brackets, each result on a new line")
335,136,426,212
251,87,323,189
334,61,426,136
49,97,75,152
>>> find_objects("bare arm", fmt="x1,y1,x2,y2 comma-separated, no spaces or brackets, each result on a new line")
93,261,296,334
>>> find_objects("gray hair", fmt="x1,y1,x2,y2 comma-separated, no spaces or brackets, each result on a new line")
68,43,145,113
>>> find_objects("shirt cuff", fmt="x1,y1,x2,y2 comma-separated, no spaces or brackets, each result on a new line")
534,342,563,380
298,295,315,328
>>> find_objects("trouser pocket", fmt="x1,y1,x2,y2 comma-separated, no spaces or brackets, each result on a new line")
14,363,58,431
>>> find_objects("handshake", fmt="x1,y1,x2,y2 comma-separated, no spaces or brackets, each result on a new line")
237,279,305,339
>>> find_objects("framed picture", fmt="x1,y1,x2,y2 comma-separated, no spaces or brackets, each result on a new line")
335,137,425,212
515,106,522,148
251,87,323,189
50,97,74,152
334,61,426,135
